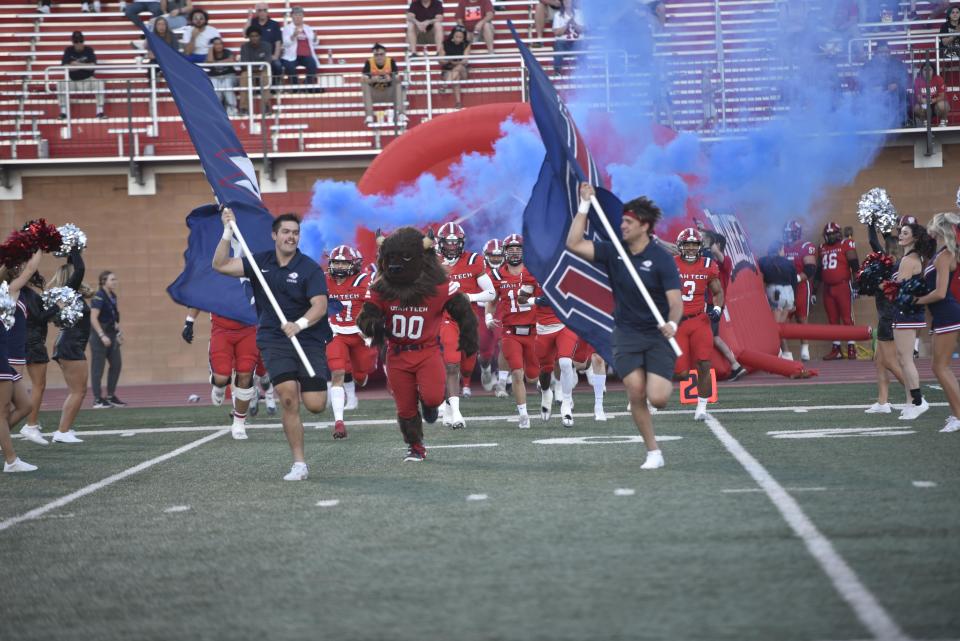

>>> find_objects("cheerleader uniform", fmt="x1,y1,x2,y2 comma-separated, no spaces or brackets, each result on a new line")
892,255,927,330
22,287,56,365
6,294,27,367
924,248,960,334
1,324,22,383
52,251,91,362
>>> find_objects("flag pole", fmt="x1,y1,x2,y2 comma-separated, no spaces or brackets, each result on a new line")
588,195,683,357
228,219,317,377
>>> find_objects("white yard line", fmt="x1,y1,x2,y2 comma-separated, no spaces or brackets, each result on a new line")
0,430,229,533
704,413,911,641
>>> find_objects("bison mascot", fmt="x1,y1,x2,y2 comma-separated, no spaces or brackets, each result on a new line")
357,226,478,461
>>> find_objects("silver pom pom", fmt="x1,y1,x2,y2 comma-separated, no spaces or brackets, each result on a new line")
956,185,960,209
0,282,15,331
54,223,87,257
857,188,898,235
42,286,84,328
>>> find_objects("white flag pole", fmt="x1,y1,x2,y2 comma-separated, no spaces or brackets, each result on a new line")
228,219,316,378
588,195,683,357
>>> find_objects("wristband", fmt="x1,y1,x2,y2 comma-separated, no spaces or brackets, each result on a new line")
666,320,677,332
295,317,309,331
222,228,233,240
577,200,591,215
185,315,195,323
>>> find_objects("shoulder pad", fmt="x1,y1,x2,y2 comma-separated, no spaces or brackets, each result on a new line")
352,273,368,287
448,280,461,295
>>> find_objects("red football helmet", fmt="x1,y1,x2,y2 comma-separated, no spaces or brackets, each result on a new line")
823,222,842,244
328,244,361,278
783,220,802,244
502,233,523,266
483,238,504,268
437,221,466,262
676,227,702,262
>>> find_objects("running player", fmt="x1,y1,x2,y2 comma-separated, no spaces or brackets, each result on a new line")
534,296,578,427
480,238,510,397
818,221,860,360
782,219,818,361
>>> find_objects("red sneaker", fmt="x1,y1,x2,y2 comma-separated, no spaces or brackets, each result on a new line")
333,420,347,439
823,345,843,360
847,344,857,361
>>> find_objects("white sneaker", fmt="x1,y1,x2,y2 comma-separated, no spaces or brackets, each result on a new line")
481,368,494,391
449,409,466,430
647,399,658,415
779,350,794,361
231,423,248,440
694,405,708,421
283,462,308,481
52,430,83,444
594,403,607,421
461,386,472,399
19,425,48,445
264,386,277,414
3,457,38,473
560,399,574,428
344,394,359,411
440,402,453,427
865,402,892,414
540,389,553,421
81,2,90,11
898,398,929,420
941,416,960,432
396,113,408,126
211,385,225,406
800,345,810,361
518,413,530,429
640,450,665,470
38,4,50,13
364,115,374,125
494,383,509,398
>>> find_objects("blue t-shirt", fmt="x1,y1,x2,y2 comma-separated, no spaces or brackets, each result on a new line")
242,249,332,344
90,288,119,329
592,239,681,332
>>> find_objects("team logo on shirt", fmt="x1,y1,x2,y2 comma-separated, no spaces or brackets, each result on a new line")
287,272,299,283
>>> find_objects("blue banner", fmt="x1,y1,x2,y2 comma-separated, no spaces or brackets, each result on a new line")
509,22,620,364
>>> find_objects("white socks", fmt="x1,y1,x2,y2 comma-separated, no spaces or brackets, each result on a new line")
331,386,345,421
517,403,527,416
697,397,708,412
448,396,461,414
587,371,605,403
558,357,577,402
498,370,509,385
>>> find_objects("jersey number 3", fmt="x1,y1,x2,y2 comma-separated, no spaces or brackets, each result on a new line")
681,280,697,302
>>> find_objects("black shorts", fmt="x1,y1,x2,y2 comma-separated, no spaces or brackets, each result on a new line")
259,338,329,392
612,327,677,381
25,339,49,365
876,316,894,342
53,331,89,362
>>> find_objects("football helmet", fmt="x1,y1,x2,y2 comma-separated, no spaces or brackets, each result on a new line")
328,244,361,278
676,227,702,262
823,222,842,245
437,222,466,262
503,233,523,266
483,238,504,268
783,219,802,244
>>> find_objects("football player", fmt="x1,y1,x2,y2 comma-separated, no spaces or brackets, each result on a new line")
534,296,578,427
673,228,724,421
480,238,505,393
818,222,860,360
781,220,818,361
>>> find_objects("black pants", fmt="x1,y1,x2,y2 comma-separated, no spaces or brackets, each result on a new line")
90,329,122,399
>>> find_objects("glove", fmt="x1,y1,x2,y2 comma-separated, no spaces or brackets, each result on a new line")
707,305,722,322
181,319,194,344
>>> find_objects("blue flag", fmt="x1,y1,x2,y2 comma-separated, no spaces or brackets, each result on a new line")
509,22,621,365
144,26,277,323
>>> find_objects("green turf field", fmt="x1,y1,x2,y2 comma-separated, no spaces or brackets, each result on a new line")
1,383,958,641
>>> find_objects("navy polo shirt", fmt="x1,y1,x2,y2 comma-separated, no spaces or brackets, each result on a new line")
242,249,332,344
592,239,681,332
90,288,119,329
249,17,282,53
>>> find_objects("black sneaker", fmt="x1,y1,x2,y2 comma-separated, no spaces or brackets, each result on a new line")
403,444,426,462
729,366,747,381
107,395,127,407
93,398,111,409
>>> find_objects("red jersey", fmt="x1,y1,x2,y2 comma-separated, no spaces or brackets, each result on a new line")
675,255,720,316
819,238,857,285
783,241,817,276
211,313,252,331
914,76,946,105
327,272,370,334
444,252,486,297
366,280,459,347
491,266,540,326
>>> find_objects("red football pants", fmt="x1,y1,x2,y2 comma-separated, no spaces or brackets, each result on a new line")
477,307,500,363
791,279,812,321
535,327,578,373
502,329,539,380
674,313,714,375
209,325,259,378
440,318,478,382
326,333,378,384
386,346,446,419
823,281,854,326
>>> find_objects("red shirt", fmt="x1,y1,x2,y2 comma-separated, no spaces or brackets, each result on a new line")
914,75,946,105
675,255,720,316
327,272,370,334
211,313,253,331
491,266,540,326
366,280,458,347
295,32,311,57
819,239,857,285
783,241,817,276
443,252,486,296
456,0,493,26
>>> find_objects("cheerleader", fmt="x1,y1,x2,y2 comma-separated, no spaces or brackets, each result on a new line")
18,271,58,443
890,217,935,420
913,212,960,432
863,224,906,414
1,251,43,472
48,250,92,444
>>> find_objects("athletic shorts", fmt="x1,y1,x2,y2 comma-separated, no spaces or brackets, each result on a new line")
326,332,378,382
766,284,795,311
209,324,259,377
501,327,539,381
535,327,578,373
258,337,329,392
25,338,49,365
53,330,89,362
612,326,677,381
674,314,714,375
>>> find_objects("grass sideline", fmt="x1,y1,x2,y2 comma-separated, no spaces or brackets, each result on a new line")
0,382,958,641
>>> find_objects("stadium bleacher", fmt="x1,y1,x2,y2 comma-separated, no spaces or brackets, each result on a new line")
0,0,954,161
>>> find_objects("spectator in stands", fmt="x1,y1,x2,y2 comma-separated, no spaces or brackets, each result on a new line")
456,0,495,53
159,0,193,31
442,26,470,109
649,0,667,31
534,0,562,44
281,6,322,90
860,41,909,125
124,1,162,28
207,38,239,117
362,43,406,126
759,242,798,324
81,1,103,11
406,0,445,55
552,0,584,77
940,6,960,59
248,2,283,77
58,31,105,119
237,24,274,115
182,8,220,64
913,61,950,127
701,63,717,130
145,16,182,69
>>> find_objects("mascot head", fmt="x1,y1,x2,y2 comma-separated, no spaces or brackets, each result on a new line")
372,226,447,306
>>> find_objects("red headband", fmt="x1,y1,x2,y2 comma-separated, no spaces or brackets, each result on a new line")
622,209,641,222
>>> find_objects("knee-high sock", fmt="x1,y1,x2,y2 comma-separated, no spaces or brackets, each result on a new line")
558,357,577,401
586,371,605,403
330,386,345,421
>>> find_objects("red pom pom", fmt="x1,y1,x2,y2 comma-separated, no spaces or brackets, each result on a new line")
882,280,901,302
27,219,62,253
0,230,36,269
